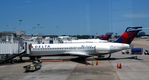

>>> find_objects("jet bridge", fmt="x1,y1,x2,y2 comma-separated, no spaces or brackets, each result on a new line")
0,42,25,64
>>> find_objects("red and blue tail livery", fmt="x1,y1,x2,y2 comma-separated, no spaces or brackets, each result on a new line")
99,35,104,39
98,32,113,40
114,27,142,44
103,32,113,40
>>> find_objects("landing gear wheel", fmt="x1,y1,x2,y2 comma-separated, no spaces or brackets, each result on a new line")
98,54,111,59
105,54,111,59
104,53,111,59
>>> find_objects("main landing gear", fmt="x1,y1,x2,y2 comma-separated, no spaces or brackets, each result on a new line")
98,53,111,59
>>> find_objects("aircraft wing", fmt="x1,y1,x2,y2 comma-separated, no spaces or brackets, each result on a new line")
64,51,90,56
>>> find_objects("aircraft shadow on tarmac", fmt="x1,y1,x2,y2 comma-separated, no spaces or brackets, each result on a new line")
70,58,90,65
70,56,143,65
95,56,143,61
40,56,143,65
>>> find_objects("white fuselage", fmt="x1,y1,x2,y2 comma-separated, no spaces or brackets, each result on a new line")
30,42,130,56
63,39,108,43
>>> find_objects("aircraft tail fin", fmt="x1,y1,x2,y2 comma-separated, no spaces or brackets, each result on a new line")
103,32,113,40
114,27,142,44
99,35,104,39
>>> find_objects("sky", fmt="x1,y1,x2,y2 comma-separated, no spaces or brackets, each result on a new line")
0,0,149,35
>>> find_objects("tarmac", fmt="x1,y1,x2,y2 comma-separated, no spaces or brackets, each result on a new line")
0,39,149,80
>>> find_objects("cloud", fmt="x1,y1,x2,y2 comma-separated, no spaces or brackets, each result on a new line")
124,13,149,18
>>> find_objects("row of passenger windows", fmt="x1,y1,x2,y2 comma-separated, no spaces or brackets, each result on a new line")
33,47,95,50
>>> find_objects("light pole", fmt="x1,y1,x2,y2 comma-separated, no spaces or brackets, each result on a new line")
37,24,41,36
18,19,23,31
